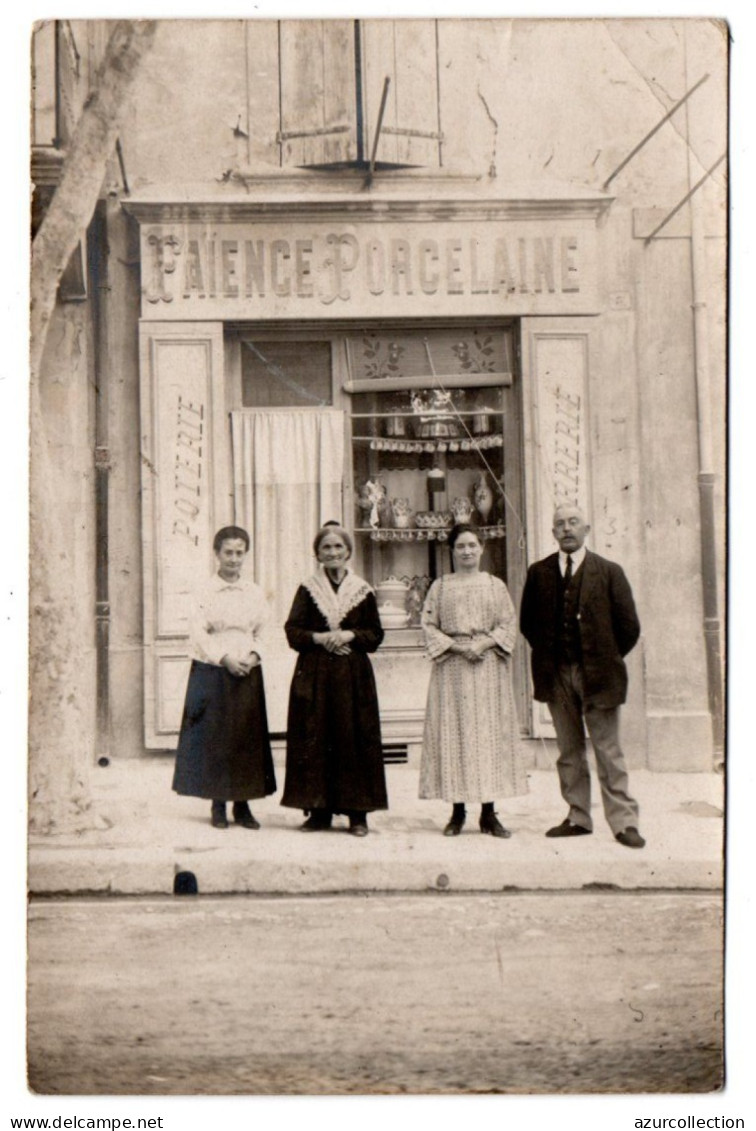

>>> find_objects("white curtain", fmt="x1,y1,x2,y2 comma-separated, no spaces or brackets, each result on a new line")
231,409,345,732
231,407,345,636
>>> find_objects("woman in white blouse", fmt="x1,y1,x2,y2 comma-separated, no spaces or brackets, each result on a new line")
172,526,277,829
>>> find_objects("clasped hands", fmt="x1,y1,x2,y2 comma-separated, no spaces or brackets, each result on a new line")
313,630,354,655
221,651,260,677
450,635,495,664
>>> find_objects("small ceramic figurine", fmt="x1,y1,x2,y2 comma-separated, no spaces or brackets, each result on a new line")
357,479,388,529
390,497,413,529
407,575,432,626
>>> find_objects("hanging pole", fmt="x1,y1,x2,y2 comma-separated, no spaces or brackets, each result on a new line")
115,137,130,195
643,153,726,244
602,73,710,190
682,33,724,761
367,76,391,180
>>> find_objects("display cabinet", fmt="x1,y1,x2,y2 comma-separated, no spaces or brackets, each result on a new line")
344,328,516,638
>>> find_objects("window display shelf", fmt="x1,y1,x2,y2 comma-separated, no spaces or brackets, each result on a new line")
352,434,504,453
356,525,507,543
347,329,512,604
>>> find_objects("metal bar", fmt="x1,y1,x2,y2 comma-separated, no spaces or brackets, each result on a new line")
698,473,724,753
602,73,710,190
276,125,351,142
53,20,61,148
354,19,365,164
380,126,445,141
115,137,129,195
435,18,443,168
349,410,506,419
369,76,391,175
91,202,111,763
276,21,283,166
343,372,513,394
643,153,726,244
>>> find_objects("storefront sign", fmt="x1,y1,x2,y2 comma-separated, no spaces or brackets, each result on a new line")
139,219,599,319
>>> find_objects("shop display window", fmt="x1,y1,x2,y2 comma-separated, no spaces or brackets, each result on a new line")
346,327,515,632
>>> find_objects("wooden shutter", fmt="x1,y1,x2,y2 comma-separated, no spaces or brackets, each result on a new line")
139,322,231,748
362,20,442,167
278,20,358,166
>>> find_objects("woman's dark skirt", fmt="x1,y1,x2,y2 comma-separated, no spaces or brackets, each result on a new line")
281,651,387,814
172,660,277,801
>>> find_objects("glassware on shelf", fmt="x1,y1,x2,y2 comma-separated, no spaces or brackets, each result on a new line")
450,497,475,524
414,510,453,530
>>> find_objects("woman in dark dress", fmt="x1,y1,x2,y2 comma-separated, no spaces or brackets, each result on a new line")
172,526,276,829
281,522,388,835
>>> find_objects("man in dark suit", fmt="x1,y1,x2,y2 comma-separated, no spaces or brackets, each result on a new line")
519,504,645,848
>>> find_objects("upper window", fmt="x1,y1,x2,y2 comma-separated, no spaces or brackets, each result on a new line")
240,340,333,408
277,19,443,170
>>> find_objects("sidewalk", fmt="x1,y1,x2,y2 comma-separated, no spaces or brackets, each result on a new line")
28,753,725,895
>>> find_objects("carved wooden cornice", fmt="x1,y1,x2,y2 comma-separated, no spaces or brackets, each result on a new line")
122,177,613,226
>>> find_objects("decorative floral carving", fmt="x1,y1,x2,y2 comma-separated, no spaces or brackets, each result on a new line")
361,337,406,380
450,334,496,373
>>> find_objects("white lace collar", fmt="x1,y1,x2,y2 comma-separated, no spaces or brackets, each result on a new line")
304,565,373,631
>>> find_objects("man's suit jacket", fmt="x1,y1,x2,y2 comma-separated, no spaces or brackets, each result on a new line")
519,549,640,709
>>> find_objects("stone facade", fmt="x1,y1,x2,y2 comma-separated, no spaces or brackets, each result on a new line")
31,18,727,790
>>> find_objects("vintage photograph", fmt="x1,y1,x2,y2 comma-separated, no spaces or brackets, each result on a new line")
25,13,727,1099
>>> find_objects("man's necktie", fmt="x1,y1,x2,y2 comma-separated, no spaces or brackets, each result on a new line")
564,554,573,584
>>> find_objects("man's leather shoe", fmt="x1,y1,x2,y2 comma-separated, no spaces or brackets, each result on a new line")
615,827,645,849
349,820,369,837
232,802,260,830
443,815,465,836
545,818,592,838
211,801,228,829
479,812,511,838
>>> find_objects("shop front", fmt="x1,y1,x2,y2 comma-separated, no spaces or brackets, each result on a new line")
127,187,611,757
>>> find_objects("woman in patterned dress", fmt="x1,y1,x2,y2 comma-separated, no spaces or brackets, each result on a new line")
280,522,388,836
419,523,527,836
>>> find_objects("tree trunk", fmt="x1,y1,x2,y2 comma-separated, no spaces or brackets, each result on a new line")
29,21,157,835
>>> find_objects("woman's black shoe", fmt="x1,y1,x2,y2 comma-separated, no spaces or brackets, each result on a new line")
233,801,260,829
301,809,332,831
444,804,466,836
348,811,369,836
211,801,228,829
479,811,511,838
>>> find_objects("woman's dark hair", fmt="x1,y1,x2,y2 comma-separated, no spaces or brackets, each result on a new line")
213,525,250,553
448,522,482,550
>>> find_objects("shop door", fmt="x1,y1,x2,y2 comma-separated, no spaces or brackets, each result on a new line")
228,336,348,732
339,325,530,737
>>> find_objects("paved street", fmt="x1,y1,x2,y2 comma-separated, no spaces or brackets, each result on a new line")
27,891,723,1095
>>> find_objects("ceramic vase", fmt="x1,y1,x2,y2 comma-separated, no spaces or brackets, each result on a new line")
473,474,494,524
